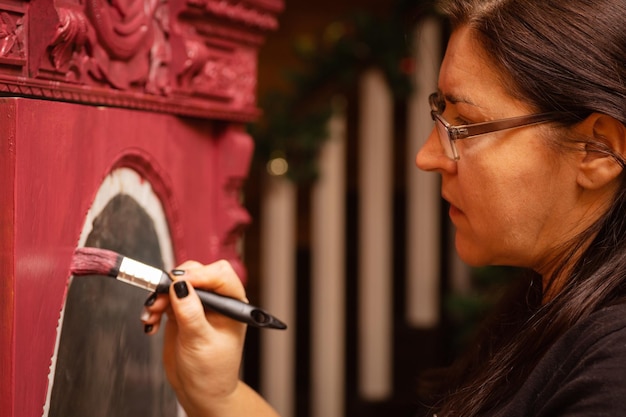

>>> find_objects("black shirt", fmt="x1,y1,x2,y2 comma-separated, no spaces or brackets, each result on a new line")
484,303,626,416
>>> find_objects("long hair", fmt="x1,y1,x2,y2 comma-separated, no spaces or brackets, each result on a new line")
424,0,626,415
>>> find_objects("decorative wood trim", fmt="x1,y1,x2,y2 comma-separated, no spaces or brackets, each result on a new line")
0,73,260,121
191,0,280,31
0,0,283,121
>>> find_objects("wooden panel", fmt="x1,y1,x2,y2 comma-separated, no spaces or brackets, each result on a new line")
0,99,17,417
0,0,281,415
0,98,254,417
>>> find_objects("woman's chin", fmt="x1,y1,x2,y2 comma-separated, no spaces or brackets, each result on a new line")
454,239,492,267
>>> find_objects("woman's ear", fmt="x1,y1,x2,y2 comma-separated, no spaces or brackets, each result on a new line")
576,114,625,190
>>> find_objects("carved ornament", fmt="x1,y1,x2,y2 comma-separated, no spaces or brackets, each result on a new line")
0,0,283,121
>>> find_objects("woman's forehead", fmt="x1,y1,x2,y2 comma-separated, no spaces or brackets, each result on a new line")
438,26,530,115
439,28,494,94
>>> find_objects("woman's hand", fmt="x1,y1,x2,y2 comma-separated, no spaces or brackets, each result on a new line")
141,260,251,416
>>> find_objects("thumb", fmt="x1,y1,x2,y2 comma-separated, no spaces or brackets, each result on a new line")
169,280,210,341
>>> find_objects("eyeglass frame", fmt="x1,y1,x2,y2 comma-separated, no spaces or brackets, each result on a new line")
429,92,567,160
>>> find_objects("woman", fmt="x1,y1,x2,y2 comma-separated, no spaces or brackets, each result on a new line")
143,0,626,415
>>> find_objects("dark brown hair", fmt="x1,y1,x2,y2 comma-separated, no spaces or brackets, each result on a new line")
424,0,626,415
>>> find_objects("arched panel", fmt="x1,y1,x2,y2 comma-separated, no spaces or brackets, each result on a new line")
44,168,177,417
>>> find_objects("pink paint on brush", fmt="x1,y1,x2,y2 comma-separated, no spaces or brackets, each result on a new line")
70,247,124,277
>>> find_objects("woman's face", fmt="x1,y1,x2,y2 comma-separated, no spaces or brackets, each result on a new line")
416,26,589,274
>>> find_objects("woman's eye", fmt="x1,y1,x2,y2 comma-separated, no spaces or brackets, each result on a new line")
454,117,471,125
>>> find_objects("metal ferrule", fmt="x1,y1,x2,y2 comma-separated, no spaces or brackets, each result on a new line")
117,257,164,292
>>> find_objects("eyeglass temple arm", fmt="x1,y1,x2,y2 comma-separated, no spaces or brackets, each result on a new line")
452,112,566,139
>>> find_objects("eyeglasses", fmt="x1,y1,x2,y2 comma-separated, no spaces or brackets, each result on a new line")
429,92,565,160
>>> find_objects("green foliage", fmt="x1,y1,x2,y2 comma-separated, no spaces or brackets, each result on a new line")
249,0,435,183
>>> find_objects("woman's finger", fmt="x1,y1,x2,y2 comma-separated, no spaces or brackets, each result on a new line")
168,280,214,340
177,260,247,302
143,259,247,336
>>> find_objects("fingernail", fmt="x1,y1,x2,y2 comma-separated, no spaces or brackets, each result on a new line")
171,269,185,276
174,280,189,299
144,324,153,334
144,292,157,306
140,308,151,322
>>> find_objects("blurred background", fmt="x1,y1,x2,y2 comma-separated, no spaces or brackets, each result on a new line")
237,1,515,416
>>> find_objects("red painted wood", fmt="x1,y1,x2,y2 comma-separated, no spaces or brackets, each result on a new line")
0,0,284,120
1,97,255,416
0,100,17,417
0,0,283,415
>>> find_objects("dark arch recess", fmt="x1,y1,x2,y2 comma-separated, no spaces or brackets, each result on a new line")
49,194,177,417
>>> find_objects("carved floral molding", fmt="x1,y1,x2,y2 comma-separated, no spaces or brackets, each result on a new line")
0,0,283,121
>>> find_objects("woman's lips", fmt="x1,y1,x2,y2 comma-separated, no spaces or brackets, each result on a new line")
442,193,462,220
448,203,462,220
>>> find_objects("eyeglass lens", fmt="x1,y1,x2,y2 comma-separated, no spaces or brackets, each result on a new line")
433,116,456,159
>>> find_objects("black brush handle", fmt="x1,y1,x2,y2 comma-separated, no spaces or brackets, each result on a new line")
196,290,287,330
156,273,287,330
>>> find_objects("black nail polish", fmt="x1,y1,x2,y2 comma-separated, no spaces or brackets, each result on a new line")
144,324,153,334
171,269,186,276
174,280,189,299
144,292,157,306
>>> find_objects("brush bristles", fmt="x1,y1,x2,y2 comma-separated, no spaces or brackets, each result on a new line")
71,247,123,277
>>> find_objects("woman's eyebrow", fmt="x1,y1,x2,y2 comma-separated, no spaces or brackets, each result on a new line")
444,92,478,106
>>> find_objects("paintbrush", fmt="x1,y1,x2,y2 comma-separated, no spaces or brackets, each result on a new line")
70,247,287,330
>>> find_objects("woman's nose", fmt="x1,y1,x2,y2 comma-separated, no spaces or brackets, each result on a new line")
416,128,456,173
